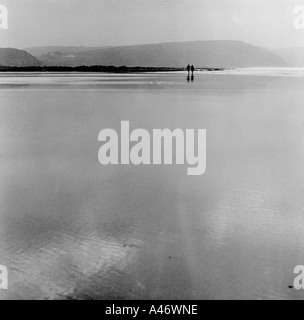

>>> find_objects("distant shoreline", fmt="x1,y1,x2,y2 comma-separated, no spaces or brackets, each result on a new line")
0,66,225,73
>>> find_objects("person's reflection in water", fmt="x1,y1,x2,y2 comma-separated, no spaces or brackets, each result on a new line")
191,75,194,82
187,75,190,82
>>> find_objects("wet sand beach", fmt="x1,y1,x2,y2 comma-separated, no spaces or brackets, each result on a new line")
0,71,304,300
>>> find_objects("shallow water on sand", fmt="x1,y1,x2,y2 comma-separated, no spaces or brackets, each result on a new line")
1,72,304,300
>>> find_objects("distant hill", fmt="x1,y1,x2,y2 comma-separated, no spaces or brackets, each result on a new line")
0,48,41,67
26,41,287,68
272,47,304,67
25,46,110,57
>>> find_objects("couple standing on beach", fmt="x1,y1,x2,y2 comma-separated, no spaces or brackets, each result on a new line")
187,64,195,76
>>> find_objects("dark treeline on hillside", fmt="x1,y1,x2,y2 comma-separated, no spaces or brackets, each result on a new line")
0,65,224,73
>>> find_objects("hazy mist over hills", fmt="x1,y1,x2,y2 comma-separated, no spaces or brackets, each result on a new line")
272,48,304,67
24,46,113,57
5,0,304,50
22,41,287,68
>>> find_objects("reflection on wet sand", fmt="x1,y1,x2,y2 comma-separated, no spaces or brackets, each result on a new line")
1,72,304,300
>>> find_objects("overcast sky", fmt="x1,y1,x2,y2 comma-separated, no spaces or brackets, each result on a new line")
1,0,304,49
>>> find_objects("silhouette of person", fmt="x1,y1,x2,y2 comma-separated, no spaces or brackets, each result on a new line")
191,65,195,76
187,64,191,75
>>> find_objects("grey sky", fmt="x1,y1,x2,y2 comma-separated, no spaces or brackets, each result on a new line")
0,0,303,49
